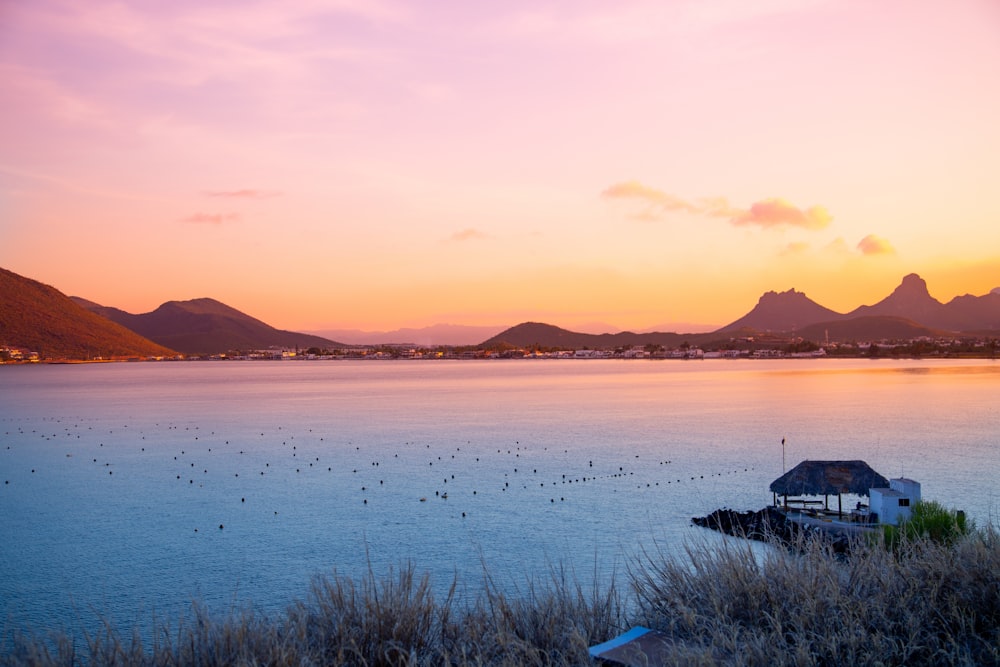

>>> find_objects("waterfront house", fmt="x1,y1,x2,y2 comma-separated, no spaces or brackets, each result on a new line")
869,478,921,526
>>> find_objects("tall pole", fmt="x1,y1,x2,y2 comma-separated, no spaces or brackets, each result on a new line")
781,437,787,510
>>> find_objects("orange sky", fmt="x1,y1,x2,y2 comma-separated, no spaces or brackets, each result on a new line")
2,1,999,332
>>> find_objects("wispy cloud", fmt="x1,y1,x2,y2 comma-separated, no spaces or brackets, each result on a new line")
697,196,742,219
204,189,280,199
3,1,404,141
600,181,699,218
730,198,831,230
450,228,490,242
857,234,895,255
824,237,851,254
602,181,832,230
182,212,240,225
780,241,811,256
1,62,110,128
501,1,821,47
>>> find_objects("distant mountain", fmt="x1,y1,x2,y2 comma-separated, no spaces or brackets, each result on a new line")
480,322,597,349
846,274,1000,332
0,267,176,360
73,297,342,355
718,274,1000,339
846,274,946,326
638,321,721,334
943,292,1000,332
718,289,843,333
11,267,997,358
315,321,720,346
485,274,1000,349
796,316,947,344
310,323,508,346
480,322,693,349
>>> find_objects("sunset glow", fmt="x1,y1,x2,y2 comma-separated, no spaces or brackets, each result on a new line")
2,1,999,332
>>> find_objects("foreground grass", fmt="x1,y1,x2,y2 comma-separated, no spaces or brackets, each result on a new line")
631,527,1000,666
2,563,621,667
4,529,998,666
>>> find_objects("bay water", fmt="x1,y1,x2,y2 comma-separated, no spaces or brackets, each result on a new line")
2,358,997,639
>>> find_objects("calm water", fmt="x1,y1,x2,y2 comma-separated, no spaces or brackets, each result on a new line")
2,359,998,638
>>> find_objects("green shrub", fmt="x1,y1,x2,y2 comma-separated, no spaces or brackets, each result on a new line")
882,499,970,548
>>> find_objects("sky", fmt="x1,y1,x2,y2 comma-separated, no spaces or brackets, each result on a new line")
2,0,999,333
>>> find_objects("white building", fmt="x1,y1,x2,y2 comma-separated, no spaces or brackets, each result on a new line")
869,478,921,526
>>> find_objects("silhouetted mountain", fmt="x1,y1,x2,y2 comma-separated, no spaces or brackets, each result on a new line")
310,323,507,346
797,316,946,344
846,274,945,326
481,322,589,349
845,273,1000,332
480,274,1000,349
718,289,843,333
480,322,694,349
15,268,998,358
717,274,1000,339
73,297,342,355
0,267,176,360
942,292,1000,332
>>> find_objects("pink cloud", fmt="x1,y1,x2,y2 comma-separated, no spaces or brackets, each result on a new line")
730,198,832,229
603,183,832,230
601,181,699,216
205,189,280,199
857,234,895,255
182,212,240,225
450,228,490,241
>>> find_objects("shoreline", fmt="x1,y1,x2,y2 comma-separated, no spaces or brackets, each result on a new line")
5,353,998,365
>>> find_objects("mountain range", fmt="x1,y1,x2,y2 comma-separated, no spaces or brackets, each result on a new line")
2,266,998,360
482,274,1000,349
307,324,507,347
721,274,1000,334
0,268,176,359
308,321,719,346
70,296,342,356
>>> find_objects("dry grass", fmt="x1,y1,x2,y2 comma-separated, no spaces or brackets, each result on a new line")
0,561,622,666
3,529,997,666
629,527,1000,666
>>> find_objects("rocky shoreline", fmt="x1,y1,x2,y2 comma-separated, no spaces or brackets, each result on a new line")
691,506,853,554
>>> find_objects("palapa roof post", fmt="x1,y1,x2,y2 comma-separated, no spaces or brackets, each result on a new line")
769,460,889,497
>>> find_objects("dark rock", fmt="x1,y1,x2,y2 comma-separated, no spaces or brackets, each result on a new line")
692,507,853,555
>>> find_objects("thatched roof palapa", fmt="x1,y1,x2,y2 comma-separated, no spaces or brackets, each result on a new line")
769,460,889,497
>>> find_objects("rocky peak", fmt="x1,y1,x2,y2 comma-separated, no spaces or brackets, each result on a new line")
721,287,842,332
757,288,805,305
892,273,932,299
